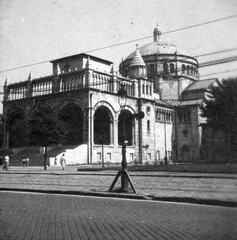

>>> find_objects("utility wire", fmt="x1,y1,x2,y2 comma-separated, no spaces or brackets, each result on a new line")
162,14,237,35
199,68,237,78
0,14,237,74
199,55,237,67
195,47,237,58
84,14,237,53
3,51,237,87
3,53,237,96
1,45,237,76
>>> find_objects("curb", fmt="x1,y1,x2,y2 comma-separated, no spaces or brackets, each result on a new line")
1,171,237,179
1,188,237,208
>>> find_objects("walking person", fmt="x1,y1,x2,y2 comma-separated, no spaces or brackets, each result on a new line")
25,158,29,167
60,154,66,170
22,158,26,167
3,155,9,170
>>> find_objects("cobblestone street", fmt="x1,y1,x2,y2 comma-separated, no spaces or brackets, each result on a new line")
1,167,237,239
1,166,237,205
1,191,237,240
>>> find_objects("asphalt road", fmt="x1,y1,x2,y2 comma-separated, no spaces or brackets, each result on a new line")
1,191,237,240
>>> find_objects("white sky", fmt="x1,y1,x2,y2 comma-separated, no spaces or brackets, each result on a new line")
1,0,237,112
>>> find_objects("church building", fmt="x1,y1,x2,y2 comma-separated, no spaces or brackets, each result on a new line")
2,25,216,165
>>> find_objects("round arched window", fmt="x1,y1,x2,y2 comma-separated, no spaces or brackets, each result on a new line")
146,106,151,115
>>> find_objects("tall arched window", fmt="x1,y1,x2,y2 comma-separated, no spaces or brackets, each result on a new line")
170,63,175,73
118,110,133,146
94,107,112,145
147,120,150,132
157,110,161,121
150,64,155,75
187,65,190,75
190,66,194,75
163,63,168,73
156,110,159,120
182,64,186,74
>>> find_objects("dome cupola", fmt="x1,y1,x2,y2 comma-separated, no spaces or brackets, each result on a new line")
128,45,147,79
153,23,162,42
124,24,188,60
130,44,146,67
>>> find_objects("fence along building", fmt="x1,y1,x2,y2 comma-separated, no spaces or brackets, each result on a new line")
2,25,213,164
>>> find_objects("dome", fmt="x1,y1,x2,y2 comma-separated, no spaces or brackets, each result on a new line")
126,40,189,60
119,24,198,83
125,25,188,60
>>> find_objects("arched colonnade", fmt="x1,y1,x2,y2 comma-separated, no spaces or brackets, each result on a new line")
4,99,136,149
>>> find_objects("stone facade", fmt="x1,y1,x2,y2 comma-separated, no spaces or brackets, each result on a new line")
2,25,217,164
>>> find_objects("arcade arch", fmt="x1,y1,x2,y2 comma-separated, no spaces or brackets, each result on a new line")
118,110,134,146
58,103,84,145
94,107,113,145
6,108,26,148
27,103,55,146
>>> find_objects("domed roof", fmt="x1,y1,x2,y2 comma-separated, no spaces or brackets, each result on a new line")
125,25,188,60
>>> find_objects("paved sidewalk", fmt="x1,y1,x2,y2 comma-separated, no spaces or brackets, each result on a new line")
1,166,237,207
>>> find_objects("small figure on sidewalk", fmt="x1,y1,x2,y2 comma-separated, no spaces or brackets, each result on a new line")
25,158,29,167
2,155,9,170
22,158,26,167
60,154,66,170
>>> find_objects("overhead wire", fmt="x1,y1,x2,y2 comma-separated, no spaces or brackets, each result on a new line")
195,47,237,58
2,45,237,89
85,14,237,54
0,14,237,74
0,13,237,99
2,52,237,97
199,69,237,78
2,48,237,92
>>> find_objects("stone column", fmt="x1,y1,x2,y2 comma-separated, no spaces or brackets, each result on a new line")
133,79,138,97
114,111,119,147
3,78,10,102
112,74,117,93
52,63,60,94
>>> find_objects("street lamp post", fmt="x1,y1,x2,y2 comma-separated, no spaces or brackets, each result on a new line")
109,85,136,193
120,106,128,191
118,85,128,169
120,114,129,190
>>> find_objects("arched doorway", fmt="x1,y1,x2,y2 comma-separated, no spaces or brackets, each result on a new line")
58,103,84,145
118,110,133,146
94,107,112,145
6,108,26,148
